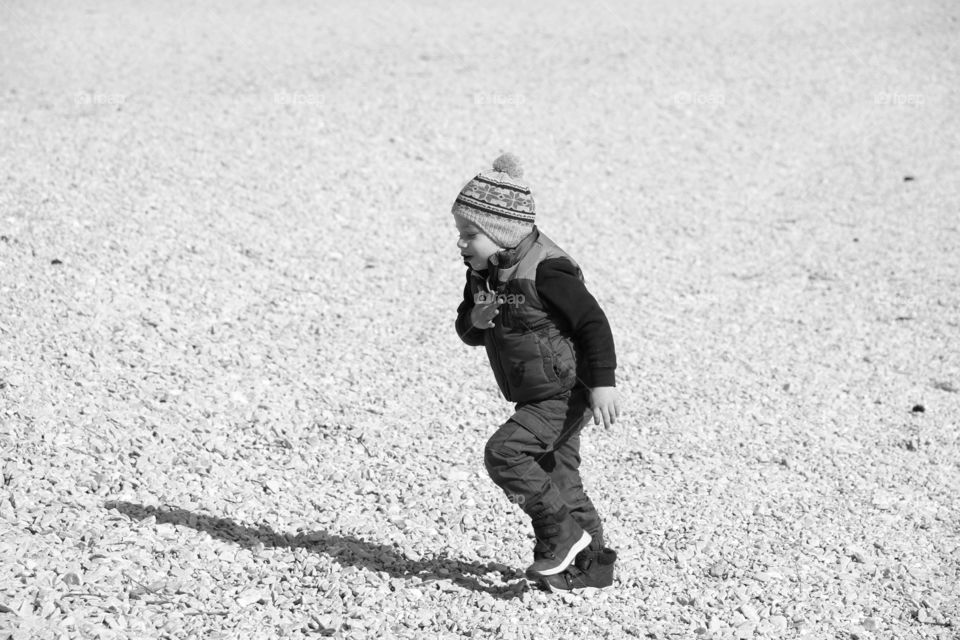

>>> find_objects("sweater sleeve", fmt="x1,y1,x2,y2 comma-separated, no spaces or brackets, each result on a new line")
536,258,617,387
455,270,486,346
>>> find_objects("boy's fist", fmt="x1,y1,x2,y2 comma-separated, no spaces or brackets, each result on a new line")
471,298,501,329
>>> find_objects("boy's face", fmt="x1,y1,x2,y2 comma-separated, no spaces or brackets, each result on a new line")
455,216,500,271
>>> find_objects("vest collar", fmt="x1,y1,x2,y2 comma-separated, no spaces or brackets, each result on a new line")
489,226,539,270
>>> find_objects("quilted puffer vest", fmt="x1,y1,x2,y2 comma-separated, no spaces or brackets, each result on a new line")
469,228,584,403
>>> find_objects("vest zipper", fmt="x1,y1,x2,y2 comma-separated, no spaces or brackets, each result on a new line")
476,271,511,400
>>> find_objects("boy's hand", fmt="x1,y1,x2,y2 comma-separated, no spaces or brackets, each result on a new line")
589,386,620,429
470,299,501,329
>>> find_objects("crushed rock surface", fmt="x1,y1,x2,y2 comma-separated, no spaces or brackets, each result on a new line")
1,0,959,638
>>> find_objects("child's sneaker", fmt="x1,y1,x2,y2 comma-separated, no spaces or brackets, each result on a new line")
539,547,618,591
523,505,592,578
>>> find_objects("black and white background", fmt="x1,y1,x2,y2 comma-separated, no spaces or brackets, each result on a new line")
1,1,958,638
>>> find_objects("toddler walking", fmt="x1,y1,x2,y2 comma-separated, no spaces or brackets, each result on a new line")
452,153,620,590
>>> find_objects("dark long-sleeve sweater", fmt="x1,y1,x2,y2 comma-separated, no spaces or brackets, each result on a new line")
455,258,617,388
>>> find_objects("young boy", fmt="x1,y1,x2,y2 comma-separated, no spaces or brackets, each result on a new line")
452,153,620,591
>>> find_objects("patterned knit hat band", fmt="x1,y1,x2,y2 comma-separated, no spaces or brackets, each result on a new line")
452,203,534,250
451,153,536,248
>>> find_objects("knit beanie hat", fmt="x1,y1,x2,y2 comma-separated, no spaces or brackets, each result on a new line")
451,153,535,248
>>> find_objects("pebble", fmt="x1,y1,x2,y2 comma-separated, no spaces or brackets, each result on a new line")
847,546,868,563
61,572,82,586
769,615,787,631
236,589,266,607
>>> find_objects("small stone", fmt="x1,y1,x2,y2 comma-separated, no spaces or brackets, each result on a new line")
933,380,957,393
911,404,925,413
862,617,878,631
236,589,266,607
162,619,184,634
740,604,760,623
62,572,82,586
735,621,755,638
919,605,944,624
445,469,470,482
769,615,787,631
263,479,281,494
847,546,867,563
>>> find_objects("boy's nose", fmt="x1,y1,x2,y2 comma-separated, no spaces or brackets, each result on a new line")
457,238,468,249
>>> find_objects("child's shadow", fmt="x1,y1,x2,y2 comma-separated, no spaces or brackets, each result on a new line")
104,501,529,598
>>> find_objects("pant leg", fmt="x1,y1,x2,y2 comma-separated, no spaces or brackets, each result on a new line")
484,389,596,522
549,428,605,549
484,418,566,515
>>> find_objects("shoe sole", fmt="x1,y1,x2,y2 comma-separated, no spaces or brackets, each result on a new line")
539,576,613,592
539,578,557,593
526,531,592,577
540,580,602,593
538,576,585,592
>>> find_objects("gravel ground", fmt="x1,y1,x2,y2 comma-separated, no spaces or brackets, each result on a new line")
2,0,959,638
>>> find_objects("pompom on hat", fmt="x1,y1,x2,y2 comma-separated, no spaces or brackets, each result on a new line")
452,152,536,248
